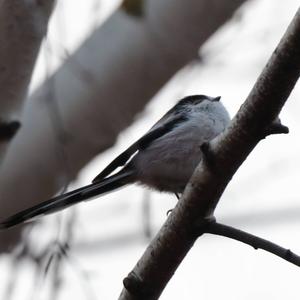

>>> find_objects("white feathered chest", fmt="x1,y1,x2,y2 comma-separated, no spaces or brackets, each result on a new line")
132,100,230,193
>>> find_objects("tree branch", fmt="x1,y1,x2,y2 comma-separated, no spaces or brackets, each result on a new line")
206,222,300,267
0,0,55,163
119,7,300,300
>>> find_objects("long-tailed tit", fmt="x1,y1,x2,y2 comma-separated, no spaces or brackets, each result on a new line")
0,95,230,228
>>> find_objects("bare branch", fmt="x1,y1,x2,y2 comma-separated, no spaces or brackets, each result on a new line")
206,222,300,267
119,7,300,300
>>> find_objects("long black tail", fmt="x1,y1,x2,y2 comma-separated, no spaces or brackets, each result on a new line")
0,170,134,229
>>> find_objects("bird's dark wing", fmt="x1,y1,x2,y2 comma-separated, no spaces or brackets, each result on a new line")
92,113,187,182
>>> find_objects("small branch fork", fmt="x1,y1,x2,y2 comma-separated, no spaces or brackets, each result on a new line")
199,123,298,266
121,215,300,299
263,119,289,138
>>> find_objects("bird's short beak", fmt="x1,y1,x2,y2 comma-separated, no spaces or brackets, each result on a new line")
213,96,221,102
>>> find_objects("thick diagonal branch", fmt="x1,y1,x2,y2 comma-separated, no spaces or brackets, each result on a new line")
119,8,300,300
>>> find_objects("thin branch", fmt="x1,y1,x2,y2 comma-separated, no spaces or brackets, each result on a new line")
206,222,300,267
119,7,300,300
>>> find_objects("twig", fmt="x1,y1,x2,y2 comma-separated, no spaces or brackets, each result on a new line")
206,222,300,267
263,120,289,137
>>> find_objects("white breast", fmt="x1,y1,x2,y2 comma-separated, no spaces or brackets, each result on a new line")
132,101,230,193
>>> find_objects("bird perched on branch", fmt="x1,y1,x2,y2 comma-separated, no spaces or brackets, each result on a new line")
0,95,230,229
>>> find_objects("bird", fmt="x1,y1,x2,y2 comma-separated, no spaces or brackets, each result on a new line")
0,95,230,229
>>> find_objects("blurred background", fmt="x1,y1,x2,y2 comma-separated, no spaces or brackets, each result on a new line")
0,0,300,299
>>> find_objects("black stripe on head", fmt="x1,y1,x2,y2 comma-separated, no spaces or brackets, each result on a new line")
164,95,211,118
177,95,210,106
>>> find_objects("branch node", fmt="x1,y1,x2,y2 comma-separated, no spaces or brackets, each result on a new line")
263,119,289,138
193,215,216,236
123,271,149,298
286,249,292,259
0,120,21,141
121,0,145,17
